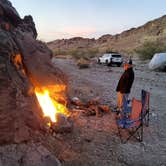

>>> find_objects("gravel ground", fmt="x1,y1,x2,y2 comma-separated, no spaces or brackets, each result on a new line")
51,58,166,166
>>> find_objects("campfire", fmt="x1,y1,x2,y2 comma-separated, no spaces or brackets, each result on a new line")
34,85,70,126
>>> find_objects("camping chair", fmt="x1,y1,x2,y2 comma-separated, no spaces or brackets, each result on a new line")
117,98,143,143
141,90,150,126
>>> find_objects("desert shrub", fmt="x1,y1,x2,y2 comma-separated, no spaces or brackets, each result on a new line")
105,49,117,53
69,49,86,59
88,48,99,58
77,58,90,69
53,49,68,56
135,40,166,60
69,48,99,60
52,47,99,59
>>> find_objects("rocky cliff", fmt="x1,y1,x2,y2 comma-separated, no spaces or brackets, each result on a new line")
0,0,63,165
0,0,42,145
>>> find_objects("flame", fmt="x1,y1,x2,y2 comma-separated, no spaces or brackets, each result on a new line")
13,54,26,75
35,86,69,123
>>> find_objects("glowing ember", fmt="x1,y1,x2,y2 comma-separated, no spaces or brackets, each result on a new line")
35,87,69,122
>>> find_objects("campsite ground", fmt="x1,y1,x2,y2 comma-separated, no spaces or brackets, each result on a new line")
51,57,166,166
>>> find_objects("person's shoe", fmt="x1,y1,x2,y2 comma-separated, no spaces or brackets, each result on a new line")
113,106,118,112
116,111,121,119
116,110,120,115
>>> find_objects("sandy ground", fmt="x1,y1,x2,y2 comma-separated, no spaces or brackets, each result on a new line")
51,58,166,166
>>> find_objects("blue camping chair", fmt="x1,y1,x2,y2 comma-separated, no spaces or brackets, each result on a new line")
117,97,143,143
117,89,150,143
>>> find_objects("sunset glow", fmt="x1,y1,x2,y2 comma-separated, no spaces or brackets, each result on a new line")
10,0,166,41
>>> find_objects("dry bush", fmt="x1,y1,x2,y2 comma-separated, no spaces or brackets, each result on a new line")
53,49,68,56
135,40,166,60
77,58,90,69
69,48,99,60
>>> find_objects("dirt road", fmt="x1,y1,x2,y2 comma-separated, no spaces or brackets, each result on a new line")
52,58,166,166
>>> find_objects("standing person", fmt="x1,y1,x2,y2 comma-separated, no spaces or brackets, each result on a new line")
116,61,134,112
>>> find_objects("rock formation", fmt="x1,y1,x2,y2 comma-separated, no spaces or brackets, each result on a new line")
0,0,65,165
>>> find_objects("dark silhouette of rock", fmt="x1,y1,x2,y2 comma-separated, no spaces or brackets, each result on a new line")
0,0,62,163
0,0,21,26
14,33,67,87
0,0,42,145
0,0,63,165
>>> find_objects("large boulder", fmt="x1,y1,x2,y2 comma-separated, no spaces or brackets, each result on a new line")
0,1,67,165
149,53,166,71
0,0,66,149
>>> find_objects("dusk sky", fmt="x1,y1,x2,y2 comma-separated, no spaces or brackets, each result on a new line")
10,0,166,42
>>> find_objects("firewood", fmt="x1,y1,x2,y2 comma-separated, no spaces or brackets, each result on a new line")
99,105,110,113
71,97,84,106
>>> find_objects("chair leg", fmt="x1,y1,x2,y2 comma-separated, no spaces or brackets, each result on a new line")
117,124,130,144
117,125,124,143
144,111,149,127
125,126,143,142
147,111,150,126
125,130,134,143
140,124,143,142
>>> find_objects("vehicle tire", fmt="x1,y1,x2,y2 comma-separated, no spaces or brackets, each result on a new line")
98,59,101,64
106,60,108,64
107,62,112,66
117,63,121,67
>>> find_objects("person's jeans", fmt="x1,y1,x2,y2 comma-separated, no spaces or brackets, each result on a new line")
117,92,129,110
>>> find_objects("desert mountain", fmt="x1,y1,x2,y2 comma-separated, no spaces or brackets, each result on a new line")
47,15,166,56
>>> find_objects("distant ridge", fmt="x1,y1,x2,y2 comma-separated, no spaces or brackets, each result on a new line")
47,15,166,55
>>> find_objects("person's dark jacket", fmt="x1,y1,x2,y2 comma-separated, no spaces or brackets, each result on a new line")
116,67,134,93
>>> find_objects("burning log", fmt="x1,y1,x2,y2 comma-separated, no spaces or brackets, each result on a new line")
51,113,72,133
71,97,84,107
42,114,72,134
99,105,110,113
71,97,110,117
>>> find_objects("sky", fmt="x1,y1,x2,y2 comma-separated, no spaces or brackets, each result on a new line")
10,0,166,42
